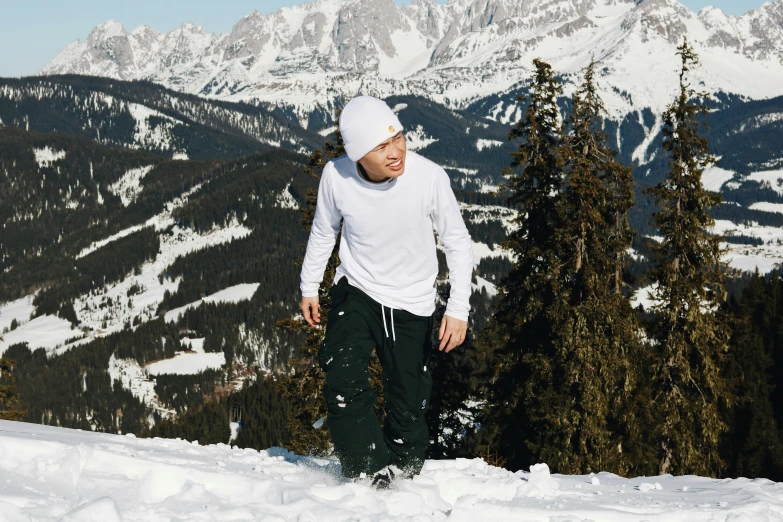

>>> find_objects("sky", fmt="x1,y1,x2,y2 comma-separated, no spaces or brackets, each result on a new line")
0,0,770,78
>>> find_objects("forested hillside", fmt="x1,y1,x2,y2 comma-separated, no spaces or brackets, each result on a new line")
0,75,321,160
0,125,320,436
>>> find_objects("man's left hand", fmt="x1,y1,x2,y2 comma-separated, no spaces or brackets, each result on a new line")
438,314,467,352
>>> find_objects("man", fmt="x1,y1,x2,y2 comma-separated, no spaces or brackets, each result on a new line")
299,95,473,488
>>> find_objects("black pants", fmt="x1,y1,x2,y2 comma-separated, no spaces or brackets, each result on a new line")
318,276,434,478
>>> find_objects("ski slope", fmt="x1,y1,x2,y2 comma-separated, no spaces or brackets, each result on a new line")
1,420,783,521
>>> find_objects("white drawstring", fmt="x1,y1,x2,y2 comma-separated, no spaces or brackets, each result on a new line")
390,307,396,342
380,304,396,342
381,304,389,338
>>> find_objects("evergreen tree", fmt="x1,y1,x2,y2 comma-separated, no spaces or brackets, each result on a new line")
145,399,230,445
231,376,288,451
0,358,26,421
276,112,386,455
479,59,567,471
722,270,783,480
541,58,649,475
644,38,732,476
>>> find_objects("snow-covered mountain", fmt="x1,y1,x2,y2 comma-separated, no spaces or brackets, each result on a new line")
39,0,783,121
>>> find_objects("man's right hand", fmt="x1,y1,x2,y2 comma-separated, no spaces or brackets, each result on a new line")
301,296,321,327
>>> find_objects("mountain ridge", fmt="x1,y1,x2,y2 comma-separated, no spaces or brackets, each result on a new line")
37,0,783,121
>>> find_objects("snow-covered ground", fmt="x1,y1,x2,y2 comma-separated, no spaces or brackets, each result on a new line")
475,139,503,152
749,202,783,214
0,314,77,355
723,247,783,274
712,219,783,274
108,354,174,418
746,170,783,196
69,222,252,348
274,182,300,210
471,241,515,267
164,283,260,324
76,182,203,259
445,166,478,176
32,147,66,168
75,223,150,260
127,102,183,151
405,125,438,152
460,203,519,235
2,420,783,521
476,180,501,194
229,421,241,444
107,165,155,206
0,294,35,333
144,338,226,376
472,275,498,297
701,165,736,192
631,283,661,311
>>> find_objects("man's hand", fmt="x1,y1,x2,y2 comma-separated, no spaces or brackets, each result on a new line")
438,314,467,352
301,296,321,327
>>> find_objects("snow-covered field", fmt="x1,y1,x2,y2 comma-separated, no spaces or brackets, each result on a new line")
107,354,174,418
472,275,498,297
475,139,503,152
71,222,252,344
750,202,783,214
0,314,76,355
460,203,519,235
2,420,783,521
471,241,515,267
163,283,260,323
144,338,226,376
712,220,783,274
0,294,35,333
104,337,229,416
701,165,736,192
405,125,438,152
746,170,783,196
107,165,155,206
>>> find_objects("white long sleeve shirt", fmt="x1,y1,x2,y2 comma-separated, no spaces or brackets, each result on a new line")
299,150,474,321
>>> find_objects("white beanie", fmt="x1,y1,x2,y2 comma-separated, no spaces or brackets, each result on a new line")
339,96,404,162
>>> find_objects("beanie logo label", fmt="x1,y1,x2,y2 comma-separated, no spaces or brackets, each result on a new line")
388,125,395,133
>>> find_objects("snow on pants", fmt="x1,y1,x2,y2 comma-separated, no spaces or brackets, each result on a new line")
318,275,434,479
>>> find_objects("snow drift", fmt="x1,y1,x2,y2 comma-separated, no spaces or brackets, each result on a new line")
1,420,783,521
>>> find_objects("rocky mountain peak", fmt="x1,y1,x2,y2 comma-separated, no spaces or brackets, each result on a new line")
130,25,162,38
177,22,207,34
624,0,693,44
38,0,783,119
87,20,128,42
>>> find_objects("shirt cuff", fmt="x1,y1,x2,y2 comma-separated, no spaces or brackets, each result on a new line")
444,309,469,322
300,283,320,297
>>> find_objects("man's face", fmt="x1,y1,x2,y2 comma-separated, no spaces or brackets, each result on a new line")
357,131,406,181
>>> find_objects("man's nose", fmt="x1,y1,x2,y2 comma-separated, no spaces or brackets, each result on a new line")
389,139,404,158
